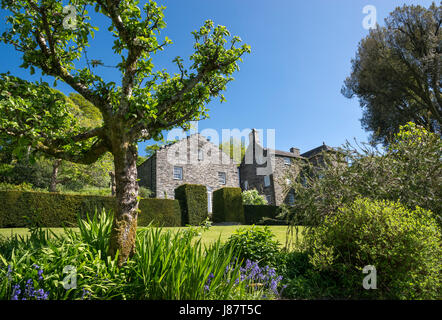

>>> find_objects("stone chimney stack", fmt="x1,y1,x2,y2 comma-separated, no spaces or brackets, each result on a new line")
290,147,300,156
248,128,260,145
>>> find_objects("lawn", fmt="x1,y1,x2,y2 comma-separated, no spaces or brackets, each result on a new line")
0,225,302,248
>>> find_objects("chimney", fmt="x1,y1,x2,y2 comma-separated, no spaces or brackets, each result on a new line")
290,147,300,156
248,128,260,145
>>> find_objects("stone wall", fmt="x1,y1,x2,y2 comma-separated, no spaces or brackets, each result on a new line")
146,134,240,201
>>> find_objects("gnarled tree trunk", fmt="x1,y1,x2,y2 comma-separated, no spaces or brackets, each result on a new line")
108,141,139,266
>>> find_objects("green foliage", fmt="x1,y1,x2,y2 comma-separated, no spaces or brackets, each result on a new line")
212,187,244,223
242,189,268,205
222,226,283,270
174,184,208,226
0,182,36,192
0,191,181,228
304,198,442,299
75,209,114,255
0,0,250,264
0,212,278,300
342,3,441,144
138,187,153,199
132,227,244,300
243,205,279,225
280,251,339,300
286,123,442,228
138,198,181,227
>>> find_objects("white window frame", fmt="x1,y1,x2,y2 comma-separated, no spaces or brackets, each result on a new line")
198,148,203,161
264,175,271,187
218,172,226,185
284,157,291,165
173,166,183,180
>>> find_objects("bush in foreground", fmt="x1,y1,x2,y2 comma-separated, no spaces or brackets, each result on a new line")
300,198,442,299
223,226,285,272
0,211,283,300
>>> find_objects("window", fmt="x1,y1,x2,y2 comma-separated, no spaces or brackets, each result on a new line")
198,148,203,161
284,157,291,165
244,180,248,190
287,192,295,205
286,178,291,185
264,175,271,187
173,166,183,180
218,172,226,185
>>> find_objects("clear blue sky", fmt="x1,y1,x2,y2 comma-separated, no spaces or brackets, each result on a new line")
0,0,435,157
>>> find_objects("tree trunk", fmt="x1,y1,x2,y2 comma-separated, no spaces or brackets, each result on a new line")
108,142,139,266
49,159,62,192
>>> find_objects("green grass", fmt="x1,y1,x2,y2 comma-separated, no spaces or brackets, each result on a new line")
0,225,302,248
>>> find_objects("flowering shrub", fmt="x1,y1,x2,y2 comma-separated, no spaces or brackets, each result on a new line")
203,259,285,299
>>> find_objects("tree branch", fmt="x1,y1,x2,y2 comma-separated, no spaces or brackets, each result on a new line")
35,139,109,165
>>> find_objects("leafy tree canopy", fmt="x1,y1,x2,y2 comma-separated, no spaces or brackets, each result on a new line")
342,2,441,145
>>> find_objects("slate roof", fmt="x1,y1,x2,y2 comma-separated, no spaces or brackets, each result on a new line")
300,144,334,159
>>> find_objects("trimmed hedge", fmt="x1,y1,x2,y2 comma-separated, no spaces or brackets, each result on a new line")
243,205,280,225
212,187,245,223
138,198,181,227
0,191,181,228
174,184,208,226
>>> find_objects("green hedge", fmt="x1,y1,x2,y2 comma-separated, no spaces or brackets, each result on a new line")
0,191,181,228
212,187,245,223
174,184,208,226
243,205,280,225
138,198,181,227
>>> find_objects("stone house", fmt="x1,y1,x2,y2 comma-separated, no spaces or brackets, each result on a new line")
238,129,334,206
137,133,239,212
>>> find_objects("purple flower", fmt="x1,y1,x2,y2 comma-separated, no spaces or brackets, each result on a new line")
11,284,21,300
81,288,90,300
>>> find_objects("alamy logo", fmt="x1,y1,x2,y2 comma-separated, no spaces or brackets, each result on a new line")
63,5,77,30
62,265,77,290
362,5,377,30
362,265,377,290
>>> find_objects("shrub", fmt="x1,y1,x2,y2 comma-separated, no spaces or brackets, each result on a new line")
285,123,442,227
0,191,181,228
223,226,283,270
212,187,244,223
242,189,268,205
138,198,181,227
243,205,279,225
304,198,442,299
280,251,339,299
174,184,208,226
0,182,36,191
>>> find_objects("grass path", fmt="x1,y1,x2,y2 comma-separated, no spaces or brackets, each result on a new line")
0,225,303,248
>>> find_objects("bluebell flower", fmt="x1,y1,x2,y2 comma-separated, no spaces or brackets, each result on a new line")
81,288,90,300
